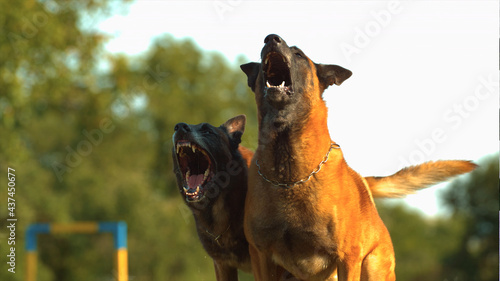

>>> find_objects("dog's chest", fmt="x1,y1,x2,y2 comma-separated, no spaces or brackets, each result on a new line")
248,182,340,276
251,188,336,249
252,210,337,278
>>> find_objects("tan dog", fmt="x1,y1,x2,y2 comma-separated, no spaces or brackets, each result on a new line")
240,34,476,281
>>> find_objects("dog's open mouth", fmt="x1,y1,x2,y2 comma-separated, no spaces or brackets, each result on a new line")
263,52,293,95
175,140,214,202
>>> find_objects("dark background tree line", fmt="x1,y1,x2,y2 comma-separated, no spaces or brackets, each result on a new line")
0,1,497,280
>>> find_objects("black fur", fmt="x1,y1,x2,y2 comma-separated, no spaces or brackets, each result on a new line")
171,115,251,273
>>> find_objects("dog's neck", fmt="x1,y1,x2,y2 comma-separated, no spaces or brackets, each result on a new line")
256,103,335,184
191,160,247,240
195,194,232,237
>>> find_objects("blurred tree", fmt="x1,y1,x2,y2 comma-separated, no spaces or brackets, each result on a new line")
377,201,466,281
0,1,256,280
1,0,126,280
440,153,499,281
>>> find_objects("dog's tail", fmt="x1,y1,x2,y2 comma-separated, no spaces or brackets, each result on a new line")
366,160,477,198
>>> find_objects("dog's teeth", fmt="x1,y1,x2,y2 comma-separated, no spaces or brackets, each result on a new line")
280,81,285,87
196,186,200,193
185,170,190,182
176,145,180,154
204,168,209,179
265,57,269,64
192,145,196,153
266,81,271,88
183,186,188,192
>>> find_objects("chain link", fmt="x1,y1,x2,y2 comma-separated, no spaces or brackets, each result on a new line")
205,224,230,247
256,142,340,188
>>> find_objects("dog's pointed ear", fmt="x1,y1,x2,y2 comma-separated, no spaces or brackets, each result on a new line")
221,115,246,146
240,62,260,91
316,64,352,88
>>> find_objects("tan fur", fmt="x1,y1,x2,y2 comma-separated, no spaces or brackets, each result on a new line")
366,160,477,198
238,146,254,168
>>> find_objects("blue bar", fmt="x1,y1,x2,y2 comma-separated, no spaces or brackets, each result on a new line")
98,221,127,249
26,222,128,250
26,223,50,251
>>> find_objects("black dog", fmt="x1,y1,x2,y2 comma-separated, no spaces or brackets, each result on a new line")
172,115,252,280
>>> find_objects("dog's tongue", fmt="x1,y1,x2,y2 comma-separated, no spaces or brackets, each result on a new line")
188,174,204,190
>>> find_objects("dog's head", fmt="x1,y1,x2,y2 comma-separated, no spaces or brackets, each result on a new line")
172,115,246,204
240,34,352,131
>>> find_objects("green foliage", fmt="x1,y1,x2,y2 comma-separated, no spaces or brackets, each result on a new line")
0,1,256,280
440,153,499,281
377,201,467,281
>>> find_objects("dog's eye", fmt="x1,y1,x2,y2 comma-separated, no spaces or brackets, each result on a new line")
200,124,214,135
201,128,212,135
295,52,303,58
201,128,213,135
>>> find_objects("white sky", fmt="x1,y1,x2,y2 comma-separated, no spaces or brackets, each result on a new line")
96,0,499,217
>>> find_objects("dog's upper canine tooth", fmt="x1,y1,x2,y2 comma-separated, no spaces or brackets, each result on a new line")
192,145,196,153
266,81,271,88
265,57,269,65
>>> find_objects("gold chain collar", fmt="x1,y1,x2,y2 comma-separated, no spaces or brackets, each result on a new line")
256,142,340,188
205,224,230,247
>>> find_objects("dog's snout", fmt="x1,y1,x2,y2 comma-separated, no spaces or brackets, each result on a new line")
264,34,282,45
174,122,191,133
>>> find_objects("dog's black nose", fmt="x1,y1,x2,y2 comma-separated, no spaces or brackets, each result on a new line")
264,34,282,45
174,123,191,132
